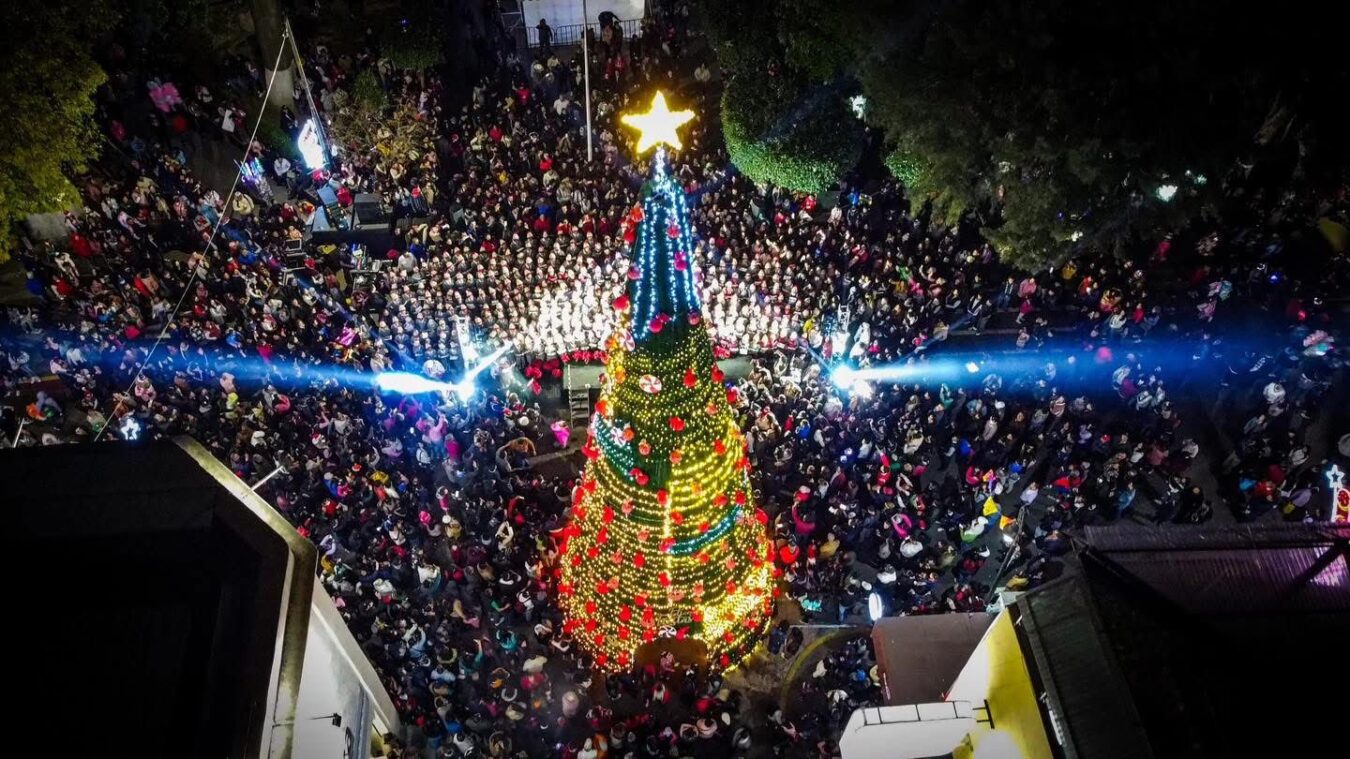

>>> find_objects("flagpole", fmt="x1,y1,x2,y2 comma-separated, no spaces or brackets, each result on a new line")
582,0,593,162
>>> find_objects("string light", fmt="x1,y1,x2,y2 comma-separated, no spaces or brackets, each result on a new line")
559,94,774,671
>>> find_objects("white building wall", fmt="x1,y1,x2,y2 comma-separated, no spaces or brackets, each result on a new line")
292,584,401,758
522,0,646,32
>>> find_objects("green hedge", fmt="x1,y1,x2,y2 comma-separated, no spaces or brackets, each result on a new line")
720,74,863,195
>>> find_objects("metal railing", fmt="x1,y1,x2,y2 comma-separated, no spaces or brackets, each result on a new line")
527,18,642,49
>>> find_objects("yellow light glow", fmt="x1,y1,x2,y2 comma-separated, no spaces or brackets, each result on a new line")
620,91,695,155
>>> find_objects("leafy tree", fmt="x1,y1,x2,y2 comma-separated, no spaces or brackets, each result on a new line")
352,70,387,111
693,0,865,194
381,19,444,72
697,0,1350,269
721,74,864,196
257,119,301,163
119,0,226,81
331,71,432,167
0,0,111,262
691,0,782,76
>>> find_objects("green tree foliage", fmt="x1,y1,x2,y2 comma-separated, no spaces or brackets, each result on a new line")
692,0,781,75
697,0,1350,269
353,70,387,111
331,70,433,167
0,0,111,262
120,0,224,80
381,20,444,72
721,74,864,196
693,0,865,194
257,119,301,163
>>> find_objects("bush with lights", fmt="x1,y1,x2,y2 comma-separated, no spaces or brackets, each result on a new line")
555,93,777,672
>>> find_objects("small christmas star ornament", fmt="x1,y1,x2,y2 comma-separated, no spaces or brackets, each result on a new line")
621,91,695,154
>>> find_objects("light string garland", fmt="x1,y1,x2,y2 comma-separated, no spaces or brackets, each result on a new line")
556,93,776,672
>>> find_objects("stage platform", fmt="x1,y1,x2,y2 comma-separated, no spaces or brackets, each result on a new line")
563,356,754,392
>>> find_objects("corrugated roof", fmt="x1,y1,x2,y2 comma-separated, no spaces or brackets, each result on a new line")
871,613,994,705
1081,523,1350,613
1017,576,1155,759
1014,523,1350,757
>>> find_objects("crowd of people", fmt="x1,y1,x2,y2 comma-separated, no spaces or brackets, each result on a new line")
3,2,1348,757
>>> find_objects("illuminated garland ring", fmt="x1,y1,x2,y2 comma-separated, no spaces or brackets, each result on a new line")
666,507,739,556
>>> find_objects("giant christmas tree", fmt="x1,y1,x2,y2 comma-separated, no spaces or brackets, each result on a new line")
556,93,775,671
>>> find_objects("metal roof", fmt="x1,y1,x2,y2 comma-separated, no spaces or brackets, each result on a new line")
1012,522,1350,758
1081,523,1350,613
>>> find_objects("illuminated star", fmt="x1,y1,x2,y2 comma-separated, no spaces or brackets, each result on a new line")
620,91,695,155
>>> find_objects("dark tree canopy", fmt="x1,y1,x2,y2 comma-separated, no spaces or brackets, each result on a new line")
721,73,865,196
0,0,111,261
695,0,866,196
694,0,1350,268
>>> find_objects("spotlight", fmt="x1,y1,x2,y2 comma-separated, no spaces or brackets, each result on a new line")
452,378,476,402
831,365,857,388
1156,184,1178,202
965,361,981,374
374,372,450,395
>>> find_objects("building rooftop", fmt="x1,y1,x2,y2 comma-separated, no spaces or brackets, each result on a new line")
0,438,316,758
871,613,994,706
1015,522,1350,758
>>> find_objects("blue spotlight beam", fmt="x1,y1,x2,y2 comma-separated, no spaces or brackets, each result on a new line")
373,372,454,395
374,340,514,400
825,334,1297,395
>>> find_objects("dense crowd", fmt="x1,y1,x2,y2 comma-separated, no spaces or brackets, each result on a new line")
3,3,1348,757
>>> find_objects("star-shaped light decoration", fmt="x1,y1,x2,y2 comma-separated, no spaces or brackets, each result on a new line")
620,91,695,155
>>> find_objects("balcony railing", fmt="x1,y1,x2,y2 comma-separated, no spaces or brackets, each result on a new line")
527,18,643,49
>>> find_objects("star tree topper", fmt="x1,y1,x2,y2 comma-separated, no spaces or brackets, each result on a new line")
621,91,695,155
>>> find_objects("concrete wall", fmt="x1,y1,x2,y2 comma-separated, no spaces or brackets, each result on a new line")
24,211,75,242
838,702,976,759
293,583,402,759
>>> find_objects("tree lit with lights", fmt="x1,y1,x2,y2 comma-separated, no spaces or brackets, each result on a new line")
555,93,776,671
